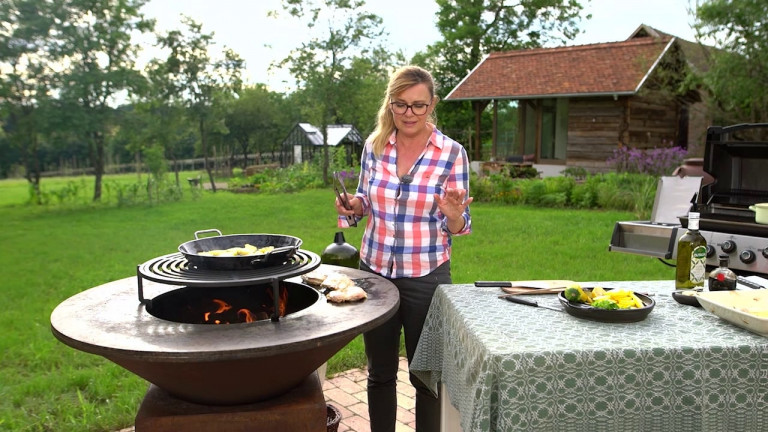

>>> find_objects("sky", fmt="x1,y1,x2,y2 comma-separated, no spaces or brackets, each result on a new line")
137,0,700,92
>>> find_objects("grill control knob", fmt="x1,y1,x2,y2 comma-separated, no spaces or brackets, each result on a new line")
706,245,716,257
721,240,737,253
740,250,756,264
763,248,768,259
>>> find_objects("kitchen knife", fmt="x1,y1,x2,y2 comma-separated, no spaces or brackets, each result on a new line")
475,280,576,289
737,276,766,289
500,295,562,312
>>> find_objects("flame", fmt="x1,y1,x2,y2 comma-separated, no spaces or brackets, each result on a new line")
265,285,289,318
279,285,288,316
238,308,256,323
212,299,231,313
201,285,289,324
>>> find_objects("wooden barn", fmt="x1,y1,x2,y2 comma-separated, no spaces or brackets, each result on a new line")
281,123,364,167
447,25,711,175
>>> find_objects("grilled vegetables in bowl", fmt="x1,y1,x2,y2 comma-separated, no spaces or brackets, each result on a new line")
558,284,655,322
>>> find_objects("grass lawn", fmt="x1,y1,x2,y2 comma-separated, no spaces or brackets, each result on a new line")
0,177,671,431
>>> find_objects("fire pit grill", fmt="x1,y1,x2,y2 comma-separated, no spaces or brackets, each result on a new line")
51,265,399,405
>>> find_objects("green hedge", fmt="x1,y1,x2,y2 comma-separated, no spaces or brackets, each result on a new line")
470,171,658,219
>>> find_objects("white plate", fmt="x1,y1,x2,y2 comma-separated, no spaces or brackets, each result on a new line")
696,290,768,337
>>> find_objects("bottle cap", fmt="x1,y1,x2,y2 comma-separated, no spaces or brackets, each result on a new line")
689,212,700,219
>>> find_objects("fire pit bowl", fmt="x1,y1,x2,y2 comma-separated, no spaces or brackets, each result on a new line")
50,265,399,405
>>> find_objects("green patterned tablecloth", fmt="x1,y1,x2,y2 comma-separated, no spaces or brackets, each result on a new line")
410,281,768,432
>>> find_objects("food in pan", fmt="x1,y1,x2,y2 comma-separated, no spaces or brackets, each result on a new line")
198,244,275,257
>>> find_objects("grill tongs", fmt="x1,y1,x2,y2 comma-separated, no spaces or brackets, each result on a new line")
333,171,357,227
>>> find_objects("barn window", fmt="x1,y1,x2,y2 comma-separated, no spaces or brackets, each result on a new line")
522,98,568,163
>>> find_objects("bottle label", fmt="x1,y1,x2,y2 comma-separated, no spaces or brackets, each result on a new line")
690,246,707,283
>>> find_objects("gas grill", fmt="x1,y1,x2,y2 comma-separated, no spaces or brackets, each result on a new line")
610,123,768,276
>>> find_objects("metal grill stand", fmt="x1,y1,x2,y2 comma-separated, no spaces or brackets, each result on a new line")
136,250,322,322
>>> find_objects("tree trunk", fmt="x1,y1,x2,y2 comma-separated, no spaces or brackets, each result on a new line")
200,118,216,192
91,131,105,202
23,131,42,205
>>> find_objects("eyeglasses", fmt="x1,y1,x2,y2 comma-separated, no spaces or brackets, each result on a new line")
390,100,431,116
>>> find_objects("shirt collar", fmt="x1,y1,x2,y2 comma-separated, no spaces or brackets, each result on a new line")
387,123,442,150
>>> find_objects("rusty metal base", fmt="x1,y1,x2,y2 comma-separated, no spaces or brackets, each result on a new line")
134,372,326,432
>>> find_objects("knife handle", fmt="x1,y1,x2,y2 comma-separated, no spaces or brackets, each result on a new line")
475,281,513,287
503,296,539,307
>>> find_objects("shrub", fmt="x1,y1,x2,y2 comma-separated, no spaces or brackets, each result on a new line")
470,169,657,218
607,145,687,176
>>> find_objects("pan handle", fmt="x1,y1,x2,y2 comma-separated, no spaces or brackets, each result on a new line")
194,229,222,240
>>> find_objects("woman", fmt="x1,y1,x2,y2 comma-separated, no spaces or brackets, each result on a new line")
334,65,473,432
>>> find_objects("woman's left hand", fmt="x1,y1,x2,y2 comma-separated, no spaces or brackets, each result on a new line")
434,188,473,232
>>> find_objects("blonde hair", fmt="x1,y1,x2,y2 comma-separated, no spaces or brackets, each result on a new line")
369,65,439,156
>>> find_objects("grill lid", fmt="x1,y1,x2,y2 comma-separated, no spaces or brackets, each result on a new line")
700,123,768,209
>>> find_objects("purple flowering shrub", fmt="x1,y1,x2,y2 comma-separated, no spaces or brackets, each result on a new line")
607,145,688,177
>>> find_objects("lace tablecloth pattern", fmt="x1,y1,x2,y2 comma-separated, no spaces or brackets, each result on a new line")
411,281,768,432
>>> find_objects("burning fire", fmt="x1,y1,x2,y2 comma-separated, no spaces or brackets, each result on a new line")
203,285,287,324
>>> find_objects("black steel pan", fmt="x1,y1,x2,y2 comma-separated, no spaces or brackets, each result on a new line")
178,229,302,270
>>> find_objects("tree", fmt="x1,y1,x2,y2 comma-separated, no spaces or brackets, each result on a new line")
0,0,62,202
226,85,292,168
693,0,768,123
53,0,154,201
415,0,587,159
275,0,391,183
156,17,244,192
133,57,198,186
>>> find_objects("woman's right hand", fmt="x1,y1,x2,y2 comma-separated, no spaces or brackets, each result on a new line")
335,193,361,217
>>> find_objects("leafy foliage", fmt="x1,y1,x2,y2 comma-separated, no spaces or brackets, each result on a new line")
470,171,659,218
693,0,768,122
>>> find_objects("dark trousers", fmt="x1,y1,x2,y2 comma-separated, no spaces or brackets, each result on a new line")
361,261,450,432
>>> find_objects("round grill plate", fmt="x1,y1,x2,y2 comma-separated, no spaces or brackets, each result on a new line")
138,250,321,287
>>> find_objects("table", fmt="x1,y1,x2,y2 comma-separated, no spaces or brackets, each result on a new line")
410,281,768,432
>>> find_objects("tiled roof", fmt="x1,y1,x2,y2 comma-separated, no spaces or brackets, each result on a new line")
446,37,675,101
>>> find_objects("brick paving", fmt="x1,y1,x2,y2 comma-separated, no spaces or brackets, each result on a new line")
323,357,415,432
114,356,415,432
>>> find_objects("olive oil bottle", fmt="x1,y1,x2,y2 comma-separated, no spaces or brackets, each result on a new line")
675,212,707,289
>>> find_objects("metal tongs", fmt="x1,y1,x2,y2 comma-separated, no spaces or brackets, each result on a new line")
333,171,357,227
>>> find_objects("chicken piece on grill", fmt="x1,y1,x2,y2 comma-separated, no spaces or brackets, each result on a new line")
321,272,356,291
301,269,329,286
326,285,368,303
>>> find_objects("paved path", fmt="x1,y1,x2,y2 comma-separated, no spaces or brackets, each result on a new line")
115,357,415,432
323,357,415,432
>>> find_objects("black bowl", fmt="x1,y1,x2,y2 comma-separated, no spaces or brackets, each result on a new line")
557,288,655,323
672,289,702,307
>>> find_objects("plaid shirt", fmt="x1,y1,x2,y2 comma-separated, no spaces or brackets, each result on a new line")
339,125,472,278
